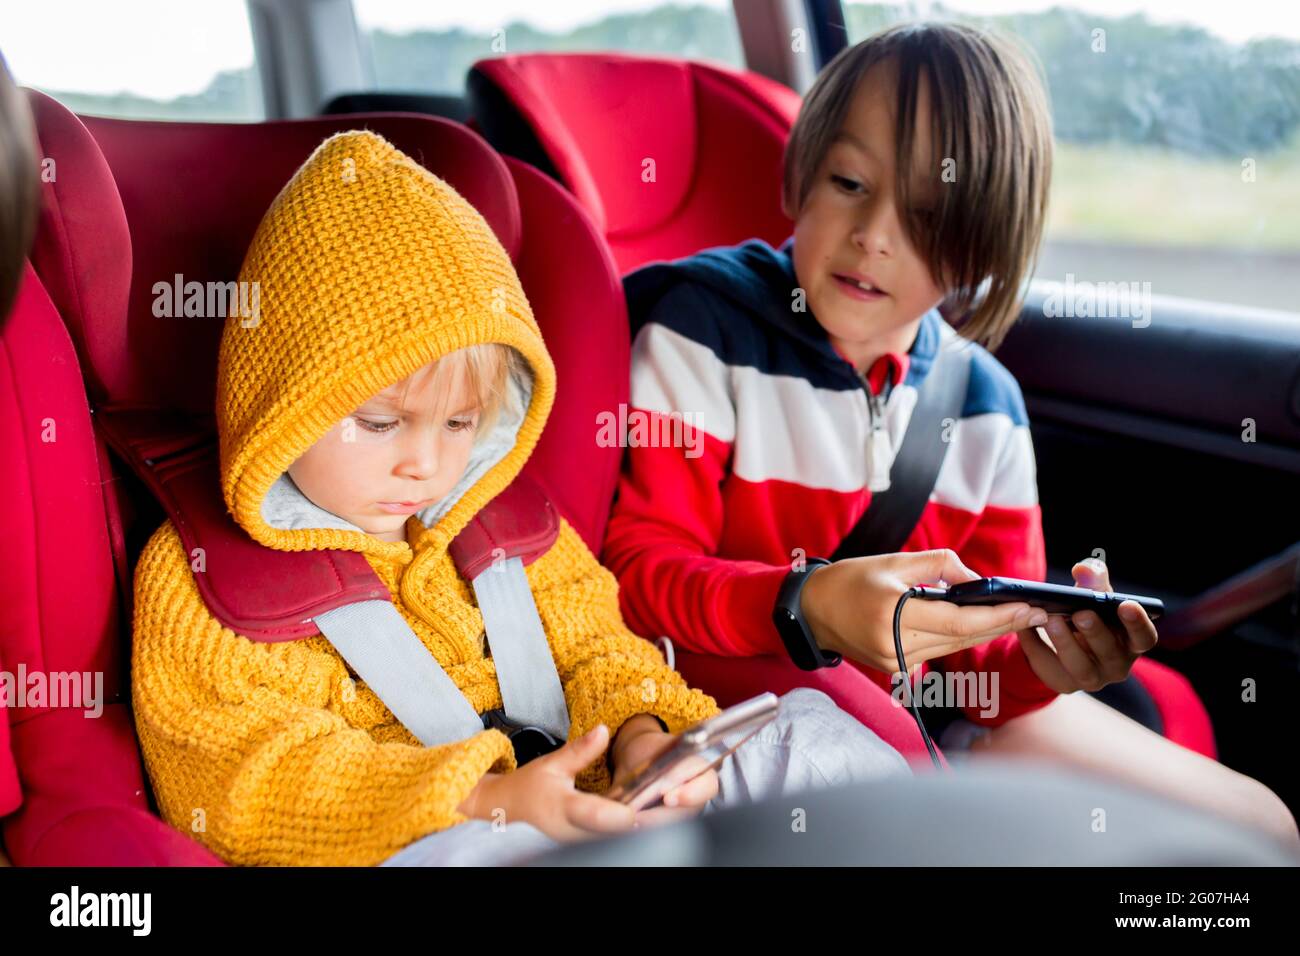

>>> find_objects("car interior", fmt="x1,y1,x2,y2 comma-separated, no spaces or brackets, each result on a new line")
1,0,1298,870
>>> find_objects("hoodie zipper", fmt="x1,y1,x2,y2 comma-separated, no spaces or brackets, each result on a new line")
861,374,894,493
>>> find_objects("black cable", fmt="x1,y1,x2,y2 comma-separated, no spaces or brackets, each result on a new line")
894,588,944,769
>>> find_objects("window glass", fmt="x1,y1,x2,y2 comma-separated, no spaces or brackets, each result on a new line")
355,0,744,92
845,2,1300,312
0,0,262,121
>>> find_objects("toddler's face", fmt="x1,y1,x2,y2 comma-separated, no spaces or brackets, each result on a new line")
789,59,948,368
287,356,488,543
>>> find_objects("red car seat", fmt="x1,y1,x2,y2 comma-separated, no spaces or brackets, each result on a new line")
1,261,227,865
468,53,801,274
2,93,629,865
0,89,228,865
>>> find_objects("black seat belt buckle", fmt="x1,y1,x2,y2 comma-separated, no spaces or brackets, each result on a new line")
481,708,564,765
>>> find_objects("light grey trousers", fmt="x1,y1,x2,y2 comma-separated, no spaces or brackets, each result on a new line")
379,687,912,867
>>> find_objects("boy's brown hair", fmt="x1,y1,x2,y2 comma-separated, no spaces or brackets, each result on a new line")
783,21,1053,350
0,53,39,327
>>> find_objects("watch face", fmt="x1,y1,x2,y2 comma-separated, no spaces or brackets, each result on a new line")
775,604,817,670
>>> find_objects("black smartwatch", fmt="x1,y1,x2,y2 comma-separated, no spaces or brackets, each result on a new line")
772,558,842,670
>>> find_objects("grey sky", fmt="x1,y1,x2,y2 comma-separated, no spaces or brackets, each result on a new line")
1,0,1294,99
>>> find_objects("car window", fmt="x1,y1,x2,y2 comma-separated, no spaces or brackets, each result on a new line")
845,2,1300,314
0,0,262,121
354,0,745,92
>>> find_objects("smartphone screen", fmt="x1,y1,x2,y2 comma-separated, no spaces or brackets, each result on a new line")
605,693,780,809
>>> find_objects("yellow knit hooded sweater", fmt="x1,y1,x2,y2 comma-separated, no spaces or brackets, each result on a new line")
130,130,719,867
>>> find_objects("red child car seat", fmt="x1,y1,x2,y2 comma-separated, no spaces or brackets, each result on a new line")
0,261,225,865
3,93,631,864
469,53,801,274
0,90,231,865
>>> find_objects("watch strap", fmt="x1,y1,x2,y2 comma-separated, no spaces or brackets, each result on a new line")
772,558,841,670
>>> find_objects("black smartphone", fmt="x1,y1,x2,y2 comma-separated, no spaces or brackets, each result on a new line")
914,576,1164,621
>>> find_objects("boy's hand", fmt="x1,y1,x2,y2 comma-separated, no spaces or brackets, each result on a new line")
801,549,1049,671
1015,558,1159,693
459,725,638,842
610,724,718,827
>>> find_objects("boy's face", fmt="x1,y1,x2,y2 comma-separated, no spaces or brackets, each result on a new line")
788,59,947,368
287,356,488,543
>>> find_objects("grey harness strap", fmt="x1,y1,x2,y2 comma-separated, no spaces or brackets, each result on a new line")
471,557,571,741
312,560,570,748
314,600,485,747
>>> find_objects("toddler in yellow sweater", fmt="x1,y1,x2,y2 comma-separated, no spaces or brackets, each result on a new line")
129,130,909,867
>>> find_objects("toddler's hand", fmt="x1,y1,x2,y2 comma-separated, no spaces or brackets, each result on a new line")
462,725,637,842
611,728,718,827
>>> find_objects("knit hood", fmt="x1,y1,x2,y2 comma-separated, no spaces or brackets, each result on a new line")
214,130,556,562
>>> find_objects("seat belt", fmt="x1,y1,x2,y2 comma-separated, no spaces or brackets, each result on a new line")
313,556,570,756
314,600,485,747
832,341,974,560
471,556,571,740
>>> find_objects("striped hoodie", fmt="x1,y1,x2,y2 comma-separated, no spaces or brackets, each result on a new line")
602,238,1057,726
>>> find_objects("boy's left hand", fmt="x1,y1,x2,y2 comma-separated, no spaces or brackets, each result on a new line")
610,726,718,827
1015,558,1159,693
